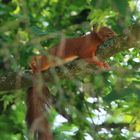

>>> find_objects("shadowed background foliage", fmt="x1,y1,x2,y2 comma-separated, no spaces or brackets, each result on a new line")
0,0,140,140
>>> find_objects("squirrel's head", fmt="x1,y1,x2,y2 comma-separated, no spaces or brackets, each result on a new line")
95,27,116,42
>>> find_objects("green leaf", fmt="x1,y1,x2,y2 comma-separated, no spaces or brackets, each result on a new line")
111,0,129,15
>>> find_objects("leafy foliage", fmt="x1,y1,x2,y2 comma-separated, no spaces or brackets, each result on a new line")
0,0,140,140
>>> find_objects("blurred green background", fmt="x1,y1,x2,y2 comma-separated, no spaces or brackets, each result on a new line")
0,0,140,140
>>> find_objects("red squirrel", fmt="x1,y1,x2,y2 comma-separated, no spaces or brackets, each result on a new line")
26,26,116,140
31,27,115,73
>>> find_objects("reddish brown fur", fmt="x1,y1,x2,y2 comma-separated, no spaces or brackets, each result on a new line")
31,27,115,72
26,86,53,140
